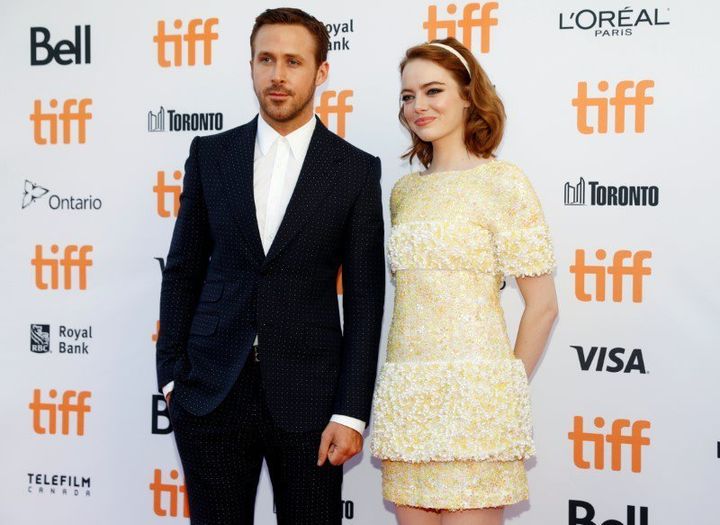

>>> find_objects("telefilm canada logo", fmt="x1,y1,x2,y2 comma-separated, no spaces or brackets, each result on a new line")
29,324,93,355
22,179,102,211
27,473,91,497
558,7,670,37
564,178,659,207
148,106,223,132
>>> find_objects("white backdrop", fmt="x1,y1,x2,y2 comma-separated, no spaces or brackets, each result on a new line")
2,1,719,523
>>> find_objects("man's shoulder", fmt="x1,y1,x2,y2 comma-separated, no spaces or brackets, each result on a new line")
319,124,376,165
193,118,257,149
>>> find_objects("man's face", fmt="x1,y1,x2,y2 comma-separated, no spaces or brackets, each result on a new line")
251,24,328,127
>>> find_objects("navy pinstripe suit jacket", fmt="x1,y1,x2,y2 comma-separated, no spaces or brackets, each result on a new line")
155,116,385,432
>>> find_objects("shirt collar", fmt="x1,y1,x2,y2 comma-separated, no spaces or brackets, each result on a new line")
256,114,317,159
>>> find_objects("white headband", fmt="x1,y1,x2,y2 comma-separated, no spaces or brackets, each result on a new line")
428,42,471,77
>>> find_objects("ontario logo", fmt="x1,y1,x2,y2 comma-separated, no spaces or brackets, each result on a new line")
22,179,102,210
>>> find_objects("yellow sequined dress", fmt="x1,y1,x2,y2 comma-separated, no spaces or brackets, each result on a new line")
370,160,556,510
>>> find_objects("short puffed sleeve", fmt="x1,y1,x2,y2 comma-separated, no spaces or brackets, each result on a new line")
490,165,556,277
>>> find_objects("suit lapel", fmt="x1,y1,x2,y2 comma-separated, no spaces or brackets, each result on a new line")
264,118,341,265
219,116,266,268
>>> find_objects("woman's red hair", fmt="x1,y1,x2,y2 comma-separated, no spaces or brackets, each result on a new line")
399,37,506,168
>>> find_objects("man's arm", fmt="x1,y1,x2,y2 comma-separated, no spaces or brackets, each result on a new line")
334,154,385,421
156,136,212,392
318,155,385,466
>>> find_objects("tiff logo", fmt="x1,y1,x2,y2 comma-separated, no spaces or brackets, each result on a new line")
316,90,353,138
150,469,190,517
154,170,182,218
568,416,650,473
424,2,498,53
32,244,94,290
29,389,92,436
572,80,654,134
30,98,92,145
153,18,219,67
570,249,652,303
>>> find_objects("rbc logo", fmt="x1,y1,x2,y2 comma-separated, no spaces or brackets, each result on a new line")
30,25,91,65
572,80,654,134
423,3,498,53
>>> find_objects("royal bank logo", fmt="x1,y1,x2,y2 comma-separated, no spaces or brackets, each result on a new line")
22,180,103,211
564,178,659,206
559,7,670,38
30,324,50,353
27,473,91,497
148,106,223,132
325,19,354,51
29,324,93,355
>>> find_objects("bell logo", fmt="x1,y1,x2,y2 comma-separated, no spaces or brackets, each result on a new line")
423,2,498,54
153,18,219,67
572,80,654,134
150,469,190,517
30,98,92,145
29,389,91,436
570,249,652,303
568,416,650,473
32,244,93,290
316,90,353,138
570,500,649,525
154,170,182,218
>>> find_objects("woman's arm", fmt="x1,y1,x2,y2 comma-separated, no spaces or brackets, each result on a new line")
514,274,559,379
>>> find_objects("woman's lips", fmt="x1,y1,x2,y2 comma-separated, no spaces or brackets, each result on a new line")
414,116,436,127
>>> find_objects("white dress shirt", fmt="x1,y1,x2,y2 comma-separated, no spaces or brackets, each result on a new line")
164,114,366,435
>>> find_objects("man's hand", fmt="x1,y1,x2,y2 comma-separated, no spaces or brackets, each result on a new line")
317,422,363,467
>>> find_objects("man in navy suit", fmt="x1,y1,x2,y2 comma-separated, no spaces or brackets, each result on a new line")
155,7,385,524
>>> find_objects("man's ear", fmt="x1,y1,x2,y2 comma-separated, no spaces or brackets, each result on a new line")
315,61,330,87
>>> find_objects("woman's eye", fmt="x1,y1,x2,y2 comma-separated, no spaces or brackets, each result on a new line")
427,88,442,95
401,95,414,102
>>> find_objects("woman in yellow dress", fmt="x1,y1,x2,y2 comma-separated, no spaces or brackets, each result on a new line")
370,37,559,524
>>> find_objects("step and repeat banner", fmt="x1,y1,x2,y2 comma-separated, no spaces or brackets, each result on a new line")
2,1,718,524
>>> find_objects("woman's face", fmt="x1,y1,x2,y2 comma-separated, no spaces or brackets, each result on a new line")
400,58,470,144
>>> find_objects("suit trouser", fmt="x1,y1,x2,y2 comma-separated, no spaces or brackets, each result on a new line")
169,351,343,525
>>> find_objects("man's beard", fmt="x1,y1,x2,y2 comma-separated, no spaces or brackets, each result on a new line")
257,82,315,123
